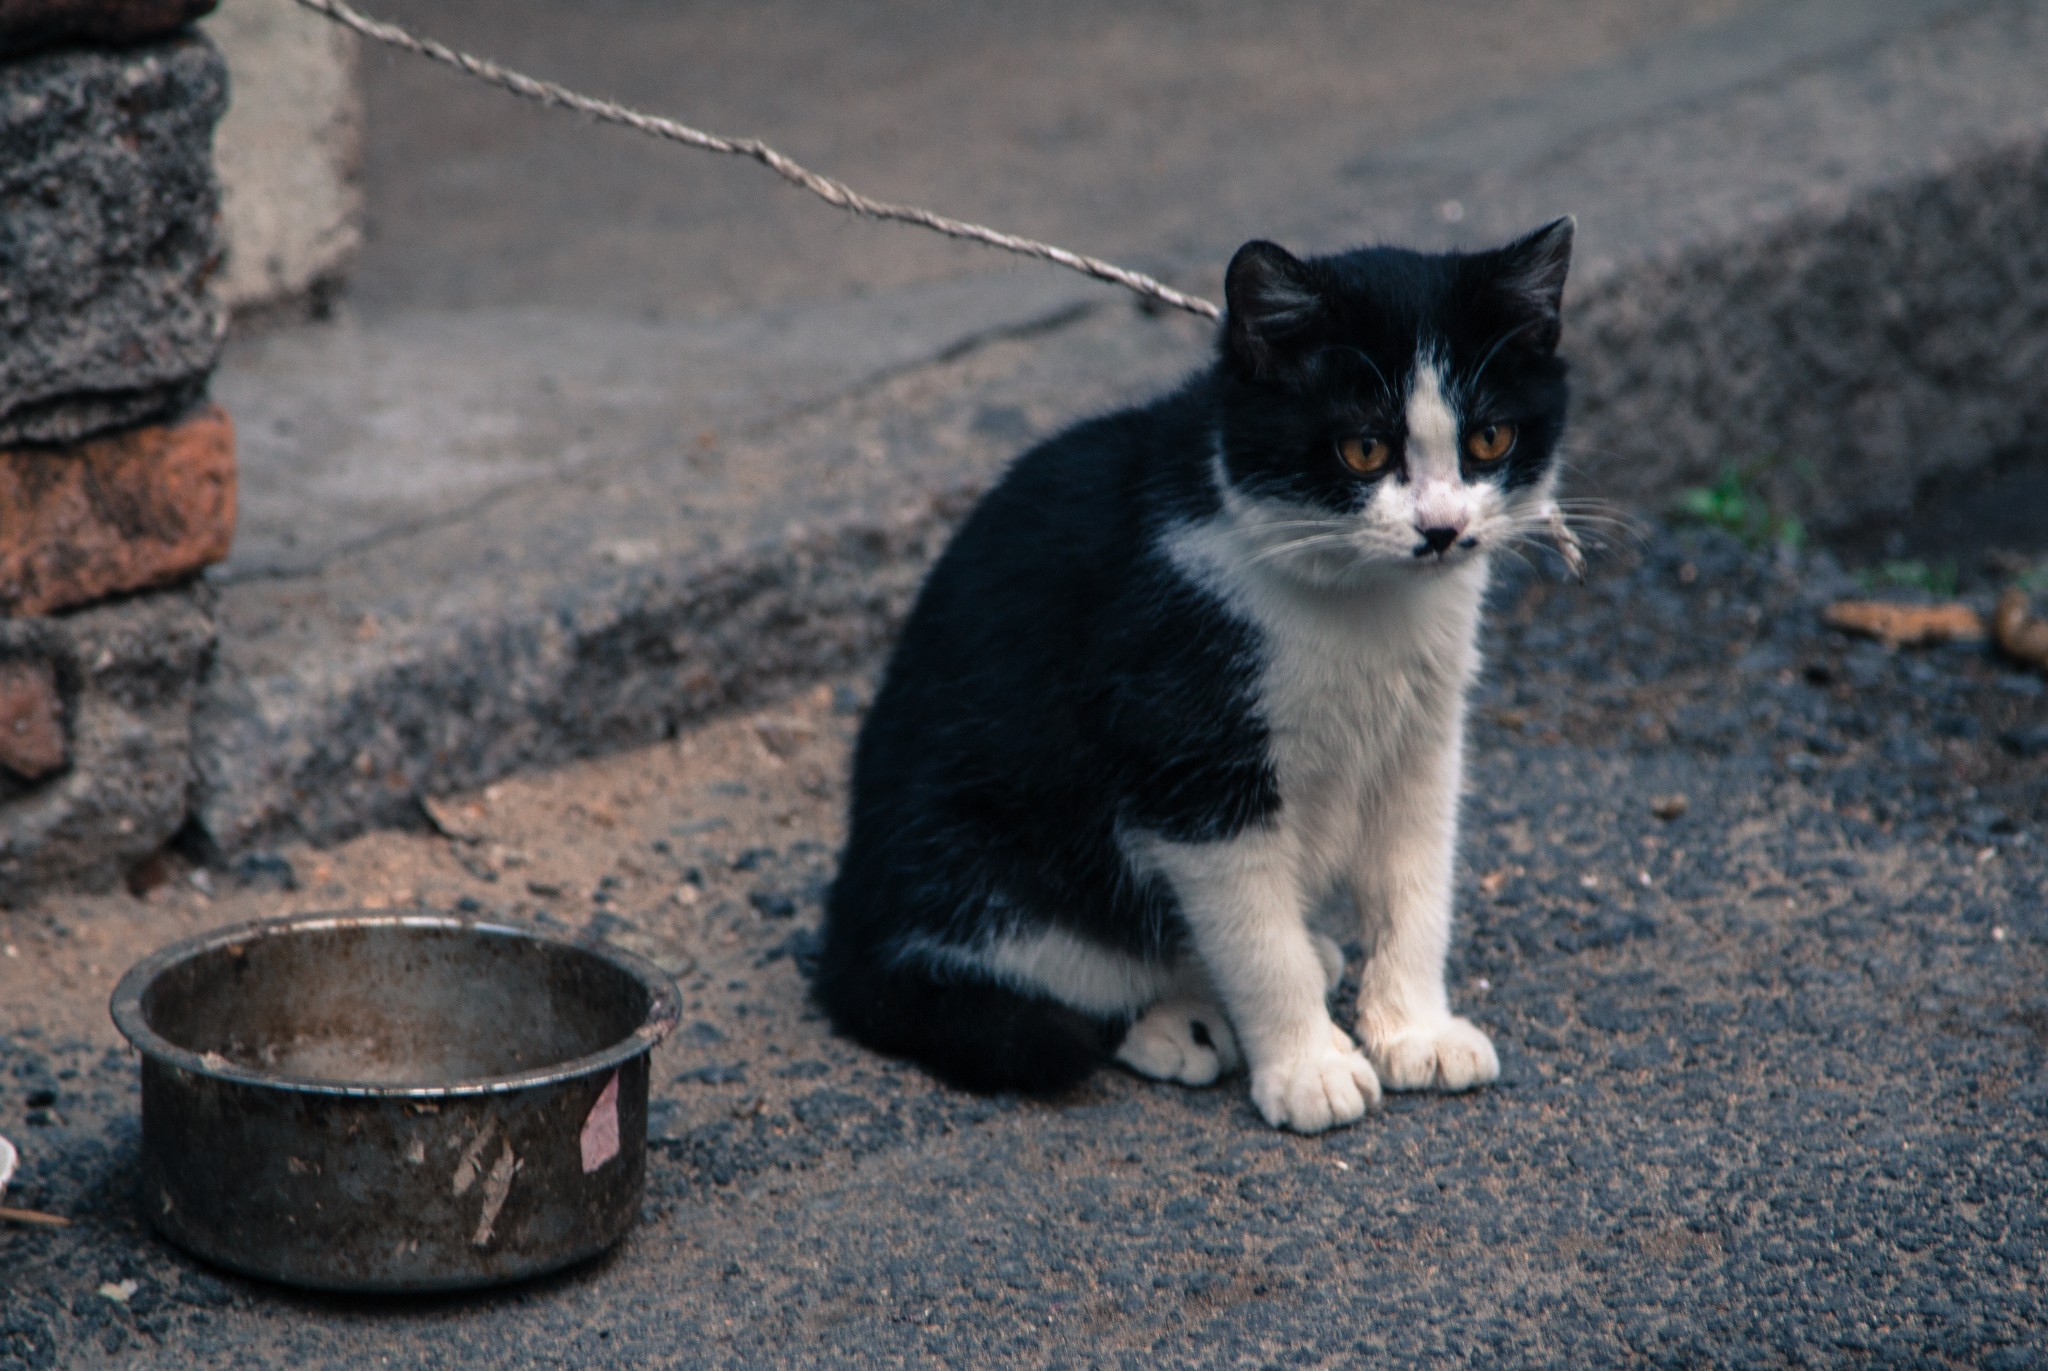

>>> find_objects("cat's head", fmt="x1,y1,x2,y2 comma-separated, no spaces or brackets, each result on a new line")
1210,219,1573,584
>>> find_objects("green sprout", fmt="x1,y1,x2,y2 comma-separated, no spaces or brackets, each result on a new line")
1857,559,1961,598
1673,466,1806,551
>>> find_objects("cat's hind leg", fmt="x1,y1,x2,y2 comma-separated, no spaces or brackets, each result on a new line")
1115,995,1241,1086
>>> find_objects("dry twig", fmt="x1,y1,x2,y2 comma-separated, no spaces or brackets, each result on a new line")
1541,502,1588,581
0,1204,72,1229
1822,600,1985,648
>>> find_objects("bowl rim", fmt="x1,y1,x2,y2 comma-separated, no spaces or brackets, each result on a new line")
109,910,681,1099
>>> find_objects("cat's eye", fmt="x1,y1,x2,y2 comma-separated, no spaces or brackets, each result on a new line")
1338,436,1393,476
1465,423,1516,463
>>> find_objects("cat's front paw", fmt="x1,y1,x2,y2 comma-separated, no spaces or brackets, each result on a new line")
1250,1027,1382,1133
1360,1015,1499,1092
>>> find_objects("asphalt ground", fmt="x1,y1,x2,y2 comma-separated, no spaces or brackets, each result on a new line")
4,516,2045,1368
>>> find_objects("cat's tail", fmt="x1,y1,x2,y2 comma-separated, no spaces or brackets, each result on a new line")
812,946,1118,1095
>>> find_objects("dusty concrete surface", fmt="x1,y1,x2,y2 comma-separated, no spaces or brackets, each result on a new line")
192,0,2048,855
340,0,1757,322
205,0,362,316
196,286,1194,855
4,523,2045,1367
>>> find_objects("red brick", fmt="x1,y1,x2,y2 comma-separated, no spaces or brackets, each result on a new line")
0,658,64,780
0,406,236,617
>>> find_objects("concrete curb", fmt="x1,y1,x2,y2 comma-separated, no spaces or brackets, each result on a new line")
195,294,1186,854
194,486,973,855
194,0,2048,857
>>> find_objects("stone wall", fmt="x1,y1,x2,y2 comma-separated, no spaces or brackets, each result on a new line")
0,7,234,904
0,33,224,445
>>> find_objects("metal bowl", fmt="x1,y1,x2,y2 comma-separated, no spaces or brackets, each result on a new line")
110,911,680,1292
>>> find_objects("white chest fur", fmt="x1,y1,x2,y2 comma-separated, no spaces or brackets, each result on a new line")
1165,513,1488,892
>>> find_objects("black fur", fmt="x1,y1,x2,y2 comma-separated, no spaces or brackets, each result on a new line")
814,223,1573,1093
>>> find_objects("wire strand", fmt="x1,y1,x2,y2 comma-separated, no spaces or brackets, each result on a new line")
293,0,1224,320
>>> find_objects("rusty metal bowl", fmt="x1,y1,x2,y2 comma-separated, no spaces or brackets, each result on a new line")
109,911,679,1292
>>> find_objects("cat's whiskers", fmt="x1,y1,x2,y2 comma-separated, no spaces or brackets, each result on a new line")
1536,458,1654,544
1515,498,1648,569
1242,532,1364,569
1492,530,1578,583
1327,344,1394,404
1493,504,1633,580
1549,497,1645,525
1461,319,1541,402
1504,509,1625,543
1487,539,1545,581
1234,517,1354,538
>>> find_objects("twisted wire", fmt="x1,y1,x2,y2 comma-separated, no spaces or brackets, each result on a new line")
293,0,1223,320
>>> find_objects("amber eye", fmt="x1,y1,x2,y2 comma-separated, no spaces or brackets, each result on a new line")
1338,436,1393,476
1465,423,1516,462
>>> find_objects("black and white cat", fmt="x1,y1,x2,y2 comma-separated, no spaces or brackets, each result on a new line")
816,219,1575,1132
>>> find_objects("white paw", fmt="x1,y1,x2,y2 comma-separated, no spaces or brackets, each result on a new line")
1115,998,1242,1086
1250,1028,1382,1133
1310,933,1345,993
1361,1015,1500,1092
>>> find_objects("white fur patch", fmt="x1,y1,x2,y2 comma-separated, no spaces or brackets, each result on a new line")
1403,357,1480,540
981,927,1172,1016
893,926,1170,1018
1310,931,1345,992
1404,358,1462,476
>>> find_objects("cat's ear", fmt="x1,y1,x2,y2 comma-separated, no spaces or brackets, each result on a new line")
1487,216,1574,352
1224,240,1325,379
